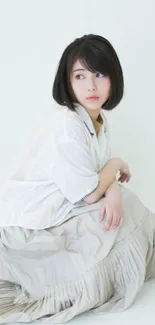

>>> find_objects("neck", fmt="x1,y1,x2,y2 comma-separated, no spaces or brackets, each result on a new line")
86,108,101,121
87,108,103,135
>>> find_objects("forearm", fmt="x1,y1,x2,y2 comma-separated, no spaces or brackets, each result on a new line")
105,180,120,197
84,158,122,204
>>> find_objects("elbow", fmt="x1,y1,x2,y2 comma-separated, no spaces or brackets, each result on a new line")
84,186,107,205
84,196,92,204
84,193,98,205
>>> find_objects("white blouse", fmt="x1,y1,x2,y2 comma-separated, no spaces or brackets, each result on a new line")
0,105,111,229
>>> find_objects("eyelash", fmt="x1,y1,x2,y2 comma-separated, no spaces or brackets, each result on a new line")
75,72,104,80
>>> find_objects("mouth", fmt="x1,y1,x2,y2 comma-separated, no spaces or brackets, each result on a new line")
86,96,99,100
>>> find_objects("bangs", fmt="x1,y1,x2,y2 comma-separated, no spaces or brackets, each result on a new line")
67,42,113,78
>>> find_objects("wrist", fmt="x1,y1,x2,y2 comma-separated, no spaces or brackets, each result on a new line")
113,157,123,170
109,157,122,174
106,180,120,197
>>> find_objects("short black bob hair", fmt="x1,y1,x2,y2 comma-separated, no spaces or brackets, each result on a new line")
52,34,124,111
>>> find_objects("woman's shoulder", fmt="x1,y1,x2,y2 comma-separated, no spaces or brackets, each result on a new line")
52,106,89,144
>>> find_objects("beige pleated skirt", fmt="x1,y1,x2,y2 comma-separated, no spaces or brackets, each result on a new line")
0,186,155,324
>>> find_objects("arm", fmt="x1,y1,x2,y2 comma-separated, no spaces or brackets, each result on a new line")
84,157,124,204
100,180,123,231
105,180,121,197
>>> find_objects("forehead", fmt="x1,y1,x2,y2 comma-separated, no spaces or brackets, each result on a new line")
72,59,86,71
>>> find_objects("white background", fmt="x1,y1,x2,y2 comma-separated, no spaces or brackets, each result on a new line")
0,0,155,210
0,1,155,324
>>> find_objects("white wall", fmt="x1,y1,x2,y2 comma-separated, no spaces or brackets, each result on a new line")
0,0,155,210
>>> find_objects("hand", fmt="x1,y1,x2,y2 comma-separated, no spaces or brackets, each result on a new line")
100,190,123,231
118,161,131,183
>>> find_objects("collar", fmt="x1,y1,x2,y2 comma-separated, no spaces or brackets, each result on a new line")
74,104,102,136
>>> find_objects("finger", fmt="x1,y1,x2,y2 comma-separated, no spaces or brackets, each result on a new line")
100,204,106,221
122,175,128,183
118,173,126,183
117,217,123,228
116,216,122,228
109,212,119,230
118,173,123,181
126,174,131,182
119,178,125,183
118,176,124,182
122,174,127,182
103,208,112,231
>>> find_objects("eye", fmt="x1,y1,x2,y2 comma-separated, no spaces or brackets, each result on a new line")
96,72,104,78
75,74,84,80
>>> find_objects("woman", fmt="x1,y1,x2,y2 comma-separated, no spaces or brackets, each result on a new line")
0,34,154,323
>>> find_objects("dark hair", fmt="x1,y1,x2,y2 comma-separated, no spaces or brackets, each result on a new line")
52,34,124,111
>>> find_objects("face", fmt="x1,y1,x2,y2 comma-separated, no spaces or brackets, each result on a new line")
70,59,111,116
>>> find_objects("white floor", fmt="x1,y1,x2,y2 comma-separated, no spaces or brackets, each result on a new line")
11,279,155,325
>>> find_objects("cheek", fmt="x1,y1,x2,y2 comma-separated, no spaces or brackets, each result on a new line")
102,78,111,94
107,77,111,87
71,81,83,97
107,81,111,95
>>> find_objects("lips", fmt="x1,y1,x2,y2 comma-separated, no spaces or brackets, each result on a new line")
87,96,99,100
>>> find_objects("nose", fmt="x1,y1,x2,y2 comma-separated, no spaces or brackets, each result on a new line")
88,86,96,91
87,77,96,92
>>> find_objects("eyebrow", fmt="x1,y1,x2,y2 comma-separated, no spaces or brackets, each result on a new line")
72,68,86,73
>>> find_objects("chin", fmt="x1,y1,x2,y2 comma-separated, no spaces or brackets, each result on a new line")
84,104,102,111
87,107,101,111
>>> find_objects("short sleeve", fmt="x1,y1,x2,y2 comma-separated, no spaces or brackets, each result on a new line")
51,138,99,204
